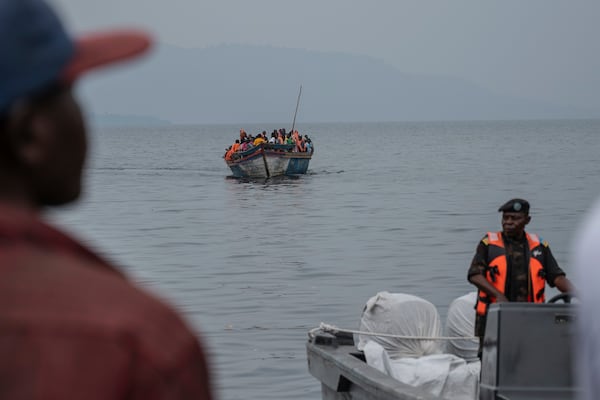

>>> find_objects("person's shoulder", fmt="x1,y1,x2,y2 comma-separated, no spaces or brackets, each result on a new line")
72,254,204,369
528,231,550,248
2,247,201,363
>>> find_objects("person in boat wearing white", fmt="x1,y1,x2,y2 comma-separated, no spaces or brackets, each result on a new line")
269,130,278,143
467,199,574,352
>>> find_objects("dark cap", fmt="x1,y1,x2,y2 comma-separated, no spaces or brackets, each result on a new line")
498,198,530,214
0,0,152,116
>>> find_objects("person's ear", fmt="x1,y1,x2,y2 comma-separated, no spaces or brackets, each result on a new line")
4,103,52,167
525,215,531,225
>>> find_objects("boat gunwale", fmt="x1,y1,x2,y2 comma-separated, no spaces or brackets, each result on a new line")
307,331,444,400
227,143,313,165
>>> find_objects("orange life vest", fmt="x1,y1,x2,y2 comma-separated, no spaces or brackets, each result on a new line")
475,231,546,316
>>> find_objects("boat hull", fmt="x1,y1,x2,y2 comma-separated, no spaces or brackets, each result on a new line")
307,332,441,400
226,144,312,178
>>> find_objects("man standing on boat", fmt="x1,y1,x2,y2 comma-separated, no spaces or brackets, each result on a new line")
0,0,214,398
467,199,574,350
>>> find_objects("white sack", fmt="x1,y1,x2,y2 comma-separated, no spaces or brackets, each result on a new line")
357,292,442,358
444,292,479,361
364,341,480,400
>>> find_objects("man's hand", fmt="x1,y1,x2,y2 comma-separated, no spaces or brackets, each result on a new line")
468,274,509,302
495,294,509,303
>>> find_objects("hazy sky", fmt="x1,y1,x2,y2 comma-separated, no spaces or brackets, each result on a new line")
50,0,600,112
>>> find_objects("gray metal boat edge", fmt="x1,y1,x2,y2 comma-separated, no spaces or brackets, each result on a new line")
306,331,443,400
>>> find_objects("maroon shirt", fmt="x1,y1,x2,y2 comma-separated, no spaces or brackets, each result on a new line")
0,204,214,400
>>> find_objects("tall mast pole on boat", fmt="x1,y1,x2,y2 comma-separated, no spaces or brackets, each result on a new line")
291,85,302,134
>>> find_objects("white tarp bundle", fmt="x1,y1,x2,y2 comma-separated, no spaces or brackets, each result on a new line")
356,292,443,358
444,291,479,361
364,341,480,400
358,292,480,400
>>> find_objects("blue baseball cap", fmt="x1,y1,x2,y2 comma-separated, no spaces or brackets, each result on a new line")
0,0,152,116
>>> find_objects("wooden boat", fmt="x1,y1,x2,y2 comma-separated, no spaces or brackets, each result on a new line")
226,143,313,179
306,300,577,400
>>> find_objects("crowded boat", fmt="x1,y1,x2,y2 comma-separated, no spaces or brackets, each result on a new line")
224,128,313,161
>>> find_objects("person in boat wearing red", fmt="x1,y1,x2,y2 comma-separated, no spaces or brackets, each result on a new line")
467,199,575,345
0,0,214,398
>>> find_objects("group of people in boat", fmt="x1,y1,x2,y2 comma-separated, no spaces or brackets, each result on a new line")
224,128,313,161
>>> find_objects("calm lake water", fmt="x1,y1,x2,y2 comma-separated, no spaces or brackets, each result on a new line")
51,119,600,400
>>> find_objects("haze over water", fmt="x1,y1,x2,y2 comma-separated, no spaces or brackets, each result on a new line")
51,119,600,400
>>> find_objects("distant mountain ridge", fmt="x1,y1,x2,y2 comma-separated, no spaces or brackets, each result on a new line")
79,44,599,125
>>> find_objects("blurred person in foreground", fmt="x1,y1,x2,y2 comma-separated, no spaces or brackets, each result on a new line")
467,198,574,352
572,199,600,400
0,0,213,398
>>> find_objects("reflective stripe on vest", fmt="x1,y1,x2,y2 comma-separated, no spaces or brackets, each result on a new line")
475,231,546,316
